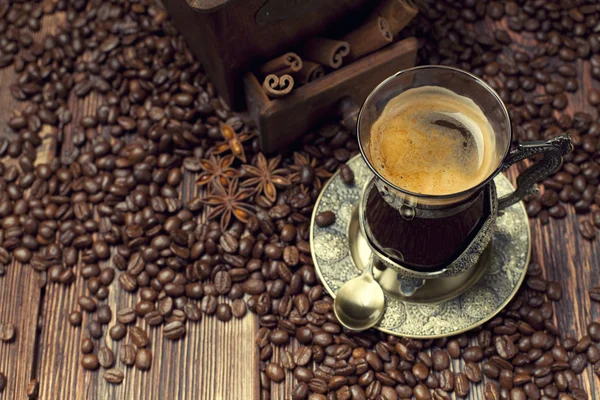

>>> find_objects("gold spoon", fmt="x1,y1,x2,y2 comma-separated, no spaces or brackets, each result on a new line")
333,255,385,331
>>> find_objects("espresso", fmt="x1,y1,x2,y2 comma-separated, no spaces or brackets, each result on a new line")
369,86,496,195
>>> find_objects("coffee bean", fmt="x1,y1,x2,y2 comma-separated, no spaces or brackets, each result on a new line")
81,337,94,354
579,220,596,240
130,326,149,348
106,322,126,341
229,299,247,318
294,346,312,366
509,387,526,400
412,363,429,381
13,247,32,263
97,305,112,325
88,321,103,339
26,378,39,399
570,353,588,374
81,354,100,371
98,347,115,368
315,211,335,227
104,368,124,385
0,372,6,394
0,322,16,342
590,287,600,302
413,383,430,400
117,308,136,325
464,361,482,383
446,340,460,359
119,344,136,366
163,321,186,340
135,348,152,371
462,346,483,362
454,372,469,397
431,349,449,371
211,302,232,321
339,164,355,185
243,279,266,295
266,362,285,383
78,296,97,313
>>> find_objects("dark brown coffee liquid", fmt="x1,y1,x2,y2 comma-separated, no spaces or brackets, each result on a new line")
364,188,489,271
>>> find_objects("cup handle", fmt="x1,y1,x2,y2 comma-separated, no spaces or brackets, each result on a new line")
498,134,573,210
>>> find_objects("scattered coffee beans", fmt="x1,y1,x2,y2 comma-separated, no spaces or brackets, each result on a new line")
0,0,597,397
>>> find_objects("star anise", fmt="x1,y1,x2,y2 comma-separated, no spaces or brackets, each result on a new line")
212,122,254,163
201,178,255,232
241,153,291,203
289,152,332,190
195,154,239,190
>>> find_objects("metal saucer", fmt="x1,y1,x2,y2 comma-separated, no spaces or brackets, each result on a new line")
311,155,531,338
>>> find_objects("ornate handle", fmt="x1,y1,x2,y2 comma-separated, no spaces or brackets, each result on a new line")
498,134,573,210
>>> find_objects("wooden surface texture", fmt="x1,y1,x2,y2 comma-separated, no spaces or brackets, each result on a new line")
0,9,599,400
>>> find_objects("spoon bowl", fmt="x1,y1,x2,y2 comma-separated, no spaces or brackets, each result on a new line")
333,256,385,331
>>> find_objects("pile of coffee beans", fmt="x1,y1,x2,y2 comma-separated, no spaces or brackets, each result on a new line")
0,0,598,398
405,0,600,240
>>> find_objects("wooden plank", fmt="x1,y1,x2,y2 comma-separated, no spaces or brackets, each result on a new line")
0,10,64,399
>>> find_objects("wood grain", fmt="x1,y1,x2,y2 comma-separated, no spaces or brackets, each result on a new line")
0,9,599,400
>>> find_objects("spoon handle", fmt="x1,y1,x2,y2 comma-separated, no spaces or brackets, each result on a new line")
364,254,375,277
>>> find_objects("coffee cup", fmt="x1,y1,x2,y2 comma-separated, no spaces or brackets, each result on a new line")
356,66,573,296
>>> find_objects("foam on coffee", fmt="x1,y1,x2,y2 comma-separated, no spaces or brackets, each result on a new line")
369,86,496,195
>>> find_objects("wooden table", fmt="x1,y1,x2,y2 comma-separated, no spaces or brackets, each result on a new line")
0,12,599,400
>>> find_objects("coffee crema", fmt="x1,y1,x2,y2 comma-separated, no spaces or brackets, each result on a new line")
369,86,496,195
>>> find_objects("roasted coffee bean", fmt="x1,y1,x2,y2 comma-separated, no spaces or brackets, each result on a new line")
136,348,152,370
0,322,16,342
462,346,483,362
579,220,596,240
164,321,186,340
509,388,527,400
78,296,97,312
590,287,600,302
130,326,149,348
109,323,126,341
447,340,460,359
413,383,430,400
117,308,136,325
88,321,103,339
216,304,232,322
104,368,124,385
266,362,285,383
0,372,6,394
454,373,469,397
464,361,482,383
431,350,449,371
588,322,600,341
120,344,137,366
570,353,588,374
485,382,500,400
81,337,94,354
81,354,100,371
315,211,335,227
339,164,355,185
98,347,115,368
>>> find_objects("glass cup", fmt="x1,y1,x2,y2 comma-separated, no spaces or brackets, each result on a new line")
356,66,573,295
